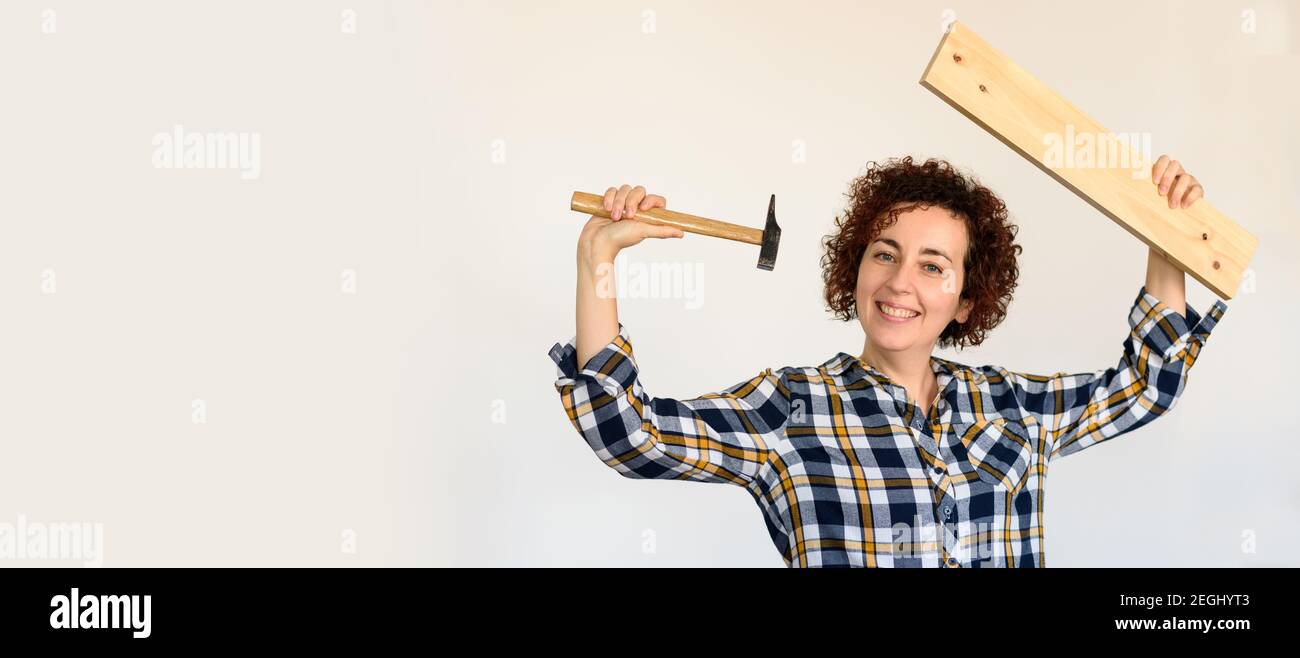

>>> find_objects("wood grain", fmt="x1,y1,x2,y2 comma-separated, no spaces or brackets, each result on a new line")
921,21,1256,300
571,191,763,245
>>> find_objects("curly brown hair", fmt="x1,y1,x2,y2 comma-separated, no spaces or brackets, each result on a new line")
821,156,1022,350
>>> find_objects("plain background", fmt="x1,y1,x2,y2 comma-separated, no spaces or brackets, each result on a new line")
1,0,1296,567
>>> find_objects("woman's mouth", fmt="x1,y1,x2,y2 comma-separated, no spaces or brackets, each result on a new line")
876,301,921,323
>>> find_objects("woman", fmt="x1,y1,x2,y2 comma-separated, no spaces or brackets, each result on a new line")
547,155,1227,567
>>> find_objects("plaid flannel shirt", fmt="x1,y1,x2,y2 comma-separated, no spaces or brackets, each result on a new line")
548,285,1227,567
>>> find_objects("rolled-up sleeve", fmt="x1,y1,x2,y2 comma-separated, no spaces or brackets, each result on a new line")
548,323,789,487
998,285,1228,462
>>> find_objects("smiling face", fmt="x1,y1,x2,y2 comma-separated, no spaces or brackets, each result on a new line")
855,204,974,355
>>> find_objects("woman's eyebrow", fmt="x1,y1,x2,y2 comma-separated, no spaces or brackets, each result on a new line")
871,238,953,263
922,247,953,263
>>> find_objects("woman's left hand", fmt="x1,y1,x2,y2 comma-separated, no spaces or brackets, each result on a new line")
1151,154,1204,209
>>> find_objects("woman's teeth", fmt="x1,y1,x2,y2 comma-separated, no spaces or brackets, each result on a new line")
877,302,919,319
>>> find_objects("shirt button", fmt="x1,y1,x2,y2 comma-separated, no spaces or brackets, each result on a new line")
933,465,945,475
947,557,958,567
943,506,952,517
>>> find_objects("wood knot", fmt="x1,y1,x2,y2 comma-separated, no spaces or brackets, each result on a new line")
1202,233,1209,240
952,54,962,63
979,84,987,93
1213,261,1221,270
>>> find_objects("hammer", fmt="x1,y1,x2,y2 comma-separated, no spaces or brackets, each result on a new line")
569,191,783,271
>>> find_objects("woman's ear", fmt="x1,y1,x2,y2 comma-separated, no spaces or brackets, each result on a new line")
955,298,973,324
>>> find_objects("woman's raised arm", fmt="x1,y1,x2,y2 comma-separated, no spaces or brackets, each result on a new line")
574,184,681,366
997,154,1225,461
1143,153,1205,318
553,183,788,488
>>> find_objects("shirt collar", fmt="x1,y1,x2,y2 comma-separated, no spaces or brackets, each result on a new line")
820,351,960,384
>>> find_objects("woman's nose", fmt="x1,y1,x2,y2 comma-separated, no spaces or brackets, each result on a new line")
884,262,915,293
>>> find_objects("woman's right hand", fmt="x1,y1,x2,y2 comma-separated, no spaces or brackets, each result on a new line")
578,184,683,262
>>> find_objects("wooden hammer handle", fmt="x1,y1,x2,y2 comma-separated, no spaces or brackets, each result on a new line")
570,191,762,246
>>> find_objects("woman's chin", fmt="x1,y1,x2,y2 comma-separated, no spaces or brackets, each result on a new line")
864,330,916,352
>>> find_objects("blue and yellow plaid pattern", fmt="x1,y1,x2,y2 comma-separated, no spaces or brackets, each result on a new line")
549,285,1227,567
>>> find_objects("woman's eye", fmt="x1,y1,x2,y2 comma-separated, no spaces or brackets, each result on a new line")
924,263,943,274
875,252,894,262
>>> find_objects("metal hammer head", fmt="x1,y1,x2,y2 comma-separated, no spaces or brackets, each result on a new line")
757,194,781,271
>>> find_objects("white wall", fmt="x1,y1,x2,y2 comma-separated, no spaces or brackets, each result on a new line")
0,0,1295,567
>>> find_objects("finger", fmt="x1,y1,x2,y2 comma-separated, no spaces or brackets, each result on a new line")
1169,174,1194,209
611,184,633,220
639,194,666,210
602,187,617,212
624,185,646,219
1158,160,1182,196
1152,154,1170,185
639,222,685,240
1181,183,1204,209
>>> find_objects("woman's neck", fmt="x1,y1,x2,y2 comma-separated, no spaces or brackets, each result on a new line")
859,341,938,411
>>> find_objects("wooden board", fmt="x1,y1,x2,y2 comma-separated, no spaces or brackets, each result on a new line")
920,21,1256,300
